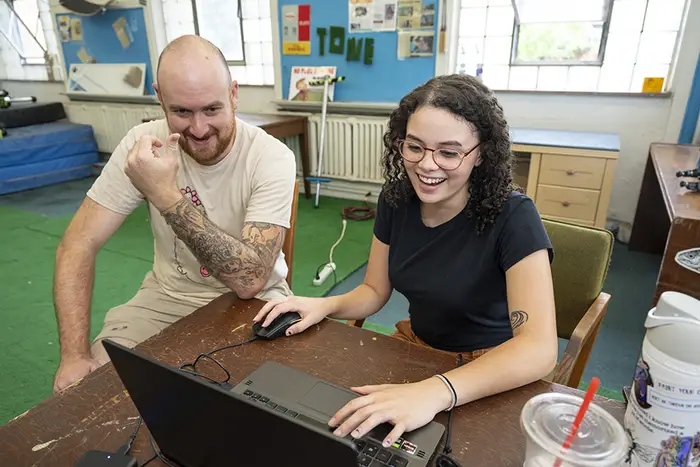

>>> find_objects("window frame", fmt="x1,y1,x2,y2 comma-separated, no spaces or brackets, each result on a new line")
508,0,614,67
3,0,48,66
190,0,246,66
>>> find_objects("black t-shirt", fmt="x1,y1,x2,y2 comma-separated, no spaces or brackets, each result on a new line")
374,191,553,353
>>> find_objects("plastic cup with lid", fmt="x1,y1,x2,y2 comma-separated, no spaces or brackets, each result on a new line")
520,393,628,467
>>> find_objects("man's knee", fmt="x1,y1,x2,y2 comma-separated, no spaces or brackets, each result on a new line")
91,336,137,365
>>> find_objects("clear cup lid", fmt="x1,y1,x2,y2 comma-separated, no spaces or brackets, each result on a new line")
521,393,628,465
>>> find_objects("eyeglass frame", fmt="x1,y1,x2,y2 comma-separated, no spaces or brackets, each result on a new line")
396,138,481,171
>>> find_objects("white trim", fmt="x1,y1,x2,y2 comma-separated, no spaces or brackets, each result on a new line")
300,177,383,203
143,0,164,90
446,0,461,75
274,99,397,115
270,0,283,100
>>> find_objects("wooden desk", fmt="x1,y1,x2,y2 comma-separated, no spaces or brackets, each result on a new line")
0,295,625,466
142,113,312,199
629,143,700,305
511,128,619,229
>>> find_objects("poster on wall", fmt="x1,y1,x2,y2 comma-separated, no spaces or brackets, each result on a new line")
397,30,434,58
349,0,397,33
288,66,338,101
282,4,311,55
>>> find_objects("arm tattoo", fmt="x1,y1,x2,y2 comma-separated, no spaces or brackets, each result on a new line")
161,197,285,297
510,310,529,331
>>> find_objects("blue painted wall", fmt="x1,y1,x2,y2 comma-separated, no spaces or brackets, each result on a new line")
278,0,438,103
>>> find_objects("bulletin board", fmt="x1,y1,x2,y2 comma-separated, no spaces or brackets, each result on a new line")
56,7,155,95
278,0,439,103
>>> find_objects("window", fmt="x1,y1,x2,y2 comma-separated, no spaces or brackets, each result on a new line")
1,0,47,65
511,0,612,65
455,0,686,92
161,0,274,85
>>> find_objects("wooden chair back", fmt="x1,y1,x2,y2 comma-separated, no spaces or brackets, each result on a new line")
282,180,299,289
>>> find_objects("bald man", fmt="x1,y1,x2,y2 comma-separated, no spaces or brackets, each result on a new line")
52,35,296,393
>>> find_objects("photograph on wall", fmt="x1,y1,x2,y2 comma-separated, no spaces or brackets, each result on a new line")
288,66,338,101
282,4,311,55
397,30,434,58
349,0,397,33
397,0,421,30
58,15,71,42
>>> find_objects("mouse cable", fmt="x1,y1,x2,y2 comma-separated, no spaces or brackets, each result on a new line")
178,335,260,384
118,415,143,456
149,433,180,467
435,354,465,467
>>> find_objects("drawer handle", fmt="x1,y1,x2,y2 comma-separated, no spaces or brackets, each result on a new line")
561,201,571,207
566,170,577,176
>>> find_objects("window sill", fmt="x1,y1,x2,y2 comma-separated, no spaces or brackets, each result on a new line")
63,93,160,105
273,99,397,116
491,89,673,98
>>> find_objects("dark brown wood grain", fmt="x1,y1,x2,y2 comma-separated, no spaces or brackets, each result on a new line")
0,294,626,466
629,143,700,306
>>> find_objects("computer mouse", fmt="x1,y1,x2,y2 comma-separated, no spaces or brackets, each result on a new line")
252,312,302,340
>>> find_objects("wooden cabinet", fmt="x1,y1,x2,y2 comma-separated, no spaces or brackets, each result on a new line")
510,128,619,229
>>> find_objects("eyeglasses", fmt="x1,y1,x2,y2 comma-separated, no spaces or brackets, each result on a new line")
397,139,481,171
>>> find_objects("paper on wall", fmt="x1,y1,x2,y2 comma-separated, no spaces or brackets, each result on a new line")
70,18,83,41
288,66,337,101
112,16,132,48
397,30,434,59
349,0,397,33
397,0,421,29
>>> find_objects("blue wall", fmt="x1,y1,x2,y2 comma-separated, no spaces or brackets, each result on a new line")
278,0,438,103
57,7,154,95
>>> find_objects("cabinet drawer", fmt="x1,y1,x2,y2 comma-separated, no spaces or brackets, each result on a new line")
539,154,606,190
536,185,600,222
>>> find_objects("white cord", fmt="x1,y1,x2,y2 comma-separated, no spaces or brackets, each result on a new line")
329,219,347,265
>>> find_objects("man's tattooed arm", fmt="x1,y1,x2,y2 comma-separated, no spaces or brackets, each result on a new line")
161,197,285,299
510,310,529,333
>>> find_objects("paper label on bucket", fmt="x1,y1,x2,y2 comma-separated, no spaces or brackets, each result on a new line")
625,356,700,466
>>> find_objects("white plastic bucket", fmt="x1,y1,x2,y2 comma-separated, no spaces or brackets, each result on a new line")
624,291,700,466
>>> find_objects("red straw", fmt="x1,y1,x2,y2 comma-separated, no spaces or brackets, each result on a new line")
553,377,600,467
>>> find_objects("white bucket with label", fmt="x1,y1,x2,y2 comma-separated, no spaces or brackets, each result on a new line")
624,291,700,466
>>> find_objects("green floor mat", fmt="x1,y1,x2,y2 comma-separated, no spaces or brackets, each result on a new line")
291,196,375,297
0,206,47,231
30,203,154,262
0,227,151,424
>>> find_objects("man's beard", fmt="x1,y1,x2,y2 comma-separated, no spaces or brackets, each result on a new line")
178,118,235,165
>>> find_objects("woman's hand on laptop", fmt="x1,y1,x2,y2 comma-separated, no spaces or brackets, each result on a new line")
253,296,332,336
328,378,453,448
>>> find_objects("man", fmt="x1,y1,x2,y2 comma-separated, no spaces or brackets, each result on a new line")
52,35,297,393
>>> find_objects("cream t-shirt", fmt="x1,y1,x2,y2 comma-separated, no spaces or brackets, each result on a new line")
87,117,297,307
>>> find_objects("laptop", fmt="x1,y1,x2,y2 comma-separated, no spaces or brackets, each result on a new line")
103,339,445,467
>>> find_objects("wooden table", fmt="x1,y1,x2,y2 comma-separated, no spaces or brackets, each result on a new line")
142,113,312,199
629,143,700,305
0,295,626,466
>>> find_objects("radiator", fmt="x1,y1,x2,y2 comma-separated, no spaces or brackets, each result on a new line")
64,104,388,184
64,103,165,153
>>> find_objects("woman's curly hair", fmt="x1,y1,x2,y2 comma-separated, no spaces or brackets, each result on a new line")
381,74,514,235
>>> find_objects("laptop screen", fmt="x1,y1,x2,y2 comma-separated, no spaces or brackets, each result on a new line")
103,340,359,467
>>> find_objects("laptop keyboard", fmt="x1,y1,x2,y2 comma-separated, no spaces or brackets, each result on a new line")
242,389,410,467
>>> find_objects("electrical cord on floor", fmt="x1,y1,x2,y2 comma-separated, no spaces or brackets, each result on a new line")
435,354,465,467
314,194,376,289
178,336,259,384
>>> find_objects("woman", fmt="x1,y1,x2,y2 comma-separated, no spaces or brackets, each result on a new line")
254,74,558,449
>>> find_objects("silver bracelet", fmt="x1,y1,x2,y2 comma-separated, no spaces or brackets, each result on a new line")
434,374,457,411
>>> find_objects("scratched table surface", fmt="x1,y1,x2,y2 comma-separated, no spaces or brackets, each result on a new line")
0,294,626,466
